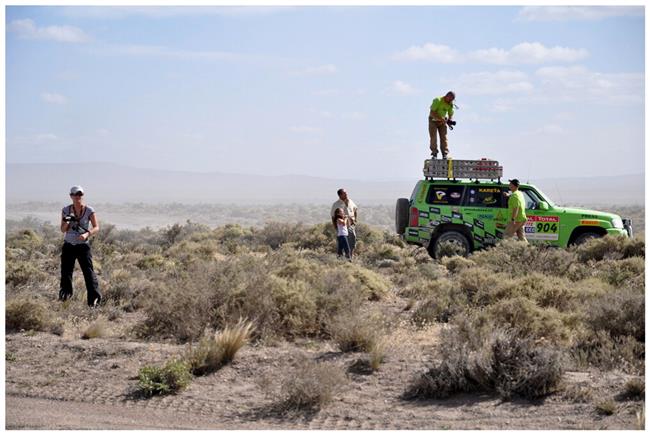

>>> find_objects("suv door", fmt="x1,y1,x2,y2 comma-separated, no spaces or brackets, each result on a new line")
462,184,508,247
520,188,561,245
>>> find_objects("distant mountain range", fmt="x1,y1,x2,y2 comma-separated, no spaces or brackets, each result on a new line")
6,163,644,206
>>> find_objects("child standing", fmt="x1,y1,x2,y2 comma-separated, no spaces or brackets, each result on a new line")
335,208,351,260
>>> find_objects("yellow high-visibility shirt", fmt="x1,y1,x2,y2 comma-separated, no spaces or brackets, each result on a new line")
430,97,454,119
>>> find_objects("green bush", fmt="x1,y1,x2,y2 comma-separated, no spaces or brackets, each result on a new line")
137,359,192,397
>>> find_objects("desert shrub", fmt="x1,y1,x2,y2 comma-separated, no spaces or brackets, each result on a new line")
276,359,346,411
137,359,192,397
405,328,563,400
348,265,390,300
135,253,168,270
621,377,645,400
186,320,254,376
596,257,645,287
571,331,644,373
411,281,467,324
363,243,402,264
368,340,386,371
583,287,644,341
471,241,577,277
468,330,563,399
254,222,299,249
5,261,49,288
441,255,476,273
563,384,594,403
137,282,213,342
6,229,44,251
574,235,645,262
436,240,468,258
487,297,571,342
215,320,254,363
595,399,617,416
329,312,382,352
6,299,55,333
82,319,108,339
456,267,506,303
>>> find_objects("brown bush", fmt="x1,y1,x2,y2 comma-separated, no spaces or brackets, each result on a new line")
329,312,382,352
405,328,563,400
574,235,645,262
266,358,346,411
6,299,56,333
583,286,644,341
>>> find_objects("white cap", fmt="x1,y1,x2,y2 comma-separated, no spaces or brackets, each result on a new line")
69,185,84,195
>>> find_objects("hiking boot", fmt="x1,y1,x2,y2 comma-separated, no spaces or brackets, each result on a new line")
442,153,450,159
431,152,439,159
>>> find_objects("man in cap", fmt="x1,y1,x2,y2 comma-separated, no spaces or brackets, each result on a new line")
428,91,455,159
503,179,528,242
59,185,102,306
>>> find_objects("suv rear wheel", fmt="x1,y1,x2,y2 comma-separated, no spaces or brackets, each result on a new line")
395,198,410,235
429,230,471,259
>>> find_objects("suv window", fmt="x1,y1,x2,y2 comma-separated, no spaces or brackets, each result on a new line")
464,185,505,208
426,185,465,205
521,188,542,210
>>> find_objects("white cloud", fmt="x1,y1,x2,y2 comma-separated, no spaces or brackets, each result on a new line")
290,126,321,133
35,133,59,142
393,43,461,62
41,92,68,104
394,42,587,65
517,6,643,22
470,42,588,64
390,80,418,96
60,6,293,19
452,71,533,95
293,64,338,76
535,66,643,103
8,19,90,43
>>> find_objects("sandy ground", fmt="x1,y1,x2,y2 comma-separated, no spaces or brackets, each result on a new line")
5,315,643,430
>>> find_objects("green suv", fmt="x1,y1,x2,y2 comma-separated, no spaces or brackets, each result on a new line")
395,179,633,258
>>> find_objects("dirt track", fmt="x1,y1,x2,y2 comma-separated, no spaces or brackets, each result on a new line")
5,329,642,430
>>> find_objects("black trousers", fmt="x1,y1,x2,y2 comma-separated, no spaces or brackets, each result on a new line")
60,242,101,306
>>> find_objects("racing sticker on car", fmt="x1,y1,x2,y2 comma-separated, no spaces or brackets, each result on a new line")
441,215,452,223
408,229,419,237
525,215,560,241
429,207,441,214
419,211,430,218
473,219,484,230
452,211,463,220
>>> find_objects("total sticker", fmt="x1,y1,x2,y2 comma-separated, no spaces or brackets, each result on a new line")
525,215,559,241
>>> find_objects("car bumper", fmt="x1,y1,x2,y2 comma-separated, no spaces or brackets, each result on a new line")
606,228,630,237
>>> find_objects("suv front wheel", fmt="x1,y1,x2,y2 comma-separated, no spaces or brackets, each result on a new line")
428,230,471,259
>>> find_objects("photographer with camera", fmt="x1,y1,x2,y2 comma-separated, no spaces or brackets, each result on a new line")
428,91,456,159
59,185,102,307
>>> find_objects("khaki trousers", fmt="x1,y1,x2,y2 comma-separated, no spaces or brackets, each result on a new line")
505,221,527,242
428,112,449,155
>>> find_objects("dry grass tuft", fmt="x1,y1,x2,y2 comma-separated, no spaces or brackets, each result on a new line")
329,312,382,353
621,377,645,401
186,320,254,376
81,319,108,339
595,399,617,416
215,320,254,364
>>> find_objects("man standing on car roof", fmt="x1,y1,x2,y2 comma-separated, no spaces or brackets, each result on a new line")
503,179,528,243
331,188,358,257
428,91,455,160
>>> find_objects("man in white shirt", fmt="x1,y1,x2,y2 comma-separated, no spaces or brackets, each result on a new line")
331,188,358,257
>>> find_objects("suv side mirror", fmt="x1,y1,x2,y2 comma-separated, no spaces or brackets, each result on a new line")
538,201,549,211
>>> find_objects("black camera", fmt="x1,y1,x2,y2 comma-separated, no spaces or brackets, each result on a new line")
446,119,457,130
63,215,77,223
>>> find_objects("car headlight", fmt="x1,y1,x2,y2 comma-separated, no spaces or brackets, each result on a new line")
611,217,623,229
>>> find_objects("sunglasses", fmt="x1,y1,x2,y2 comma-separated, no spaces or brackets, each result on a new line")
70,192,84,197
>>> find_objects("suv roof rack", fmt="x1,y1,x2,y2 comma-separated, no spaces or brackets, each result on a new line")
423,158,503,181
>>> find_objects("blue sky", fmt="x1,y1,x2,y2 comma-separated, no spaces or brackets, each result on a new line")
5,6,645,180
